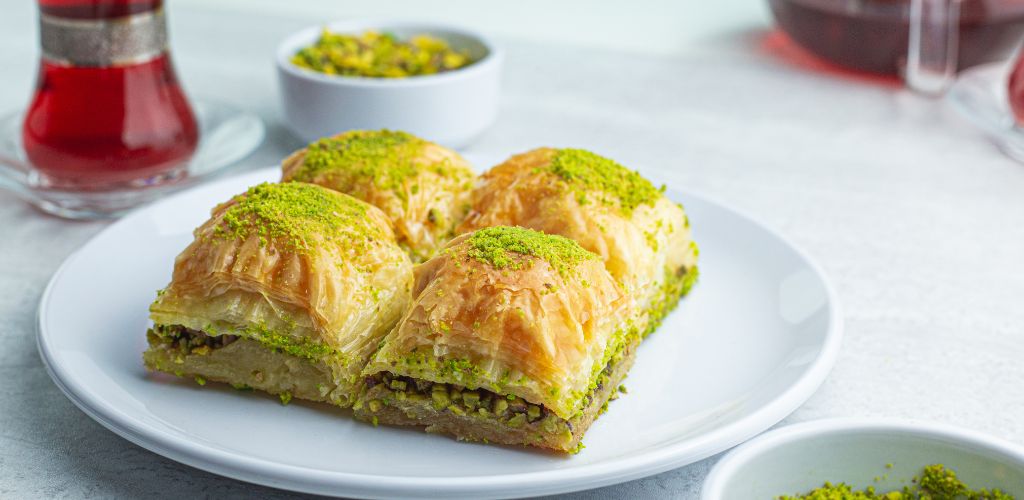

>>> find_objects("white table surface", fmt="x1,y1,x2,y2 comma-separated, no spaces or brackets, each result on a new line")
3,1,1024,499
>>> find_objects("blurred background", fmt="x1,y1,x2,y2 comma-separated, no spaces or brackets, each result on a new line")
4,1,1024,498
173,0,763,55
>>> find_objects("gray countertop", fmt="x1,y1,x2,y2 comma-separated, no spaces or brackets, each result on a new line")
3,2,1024,499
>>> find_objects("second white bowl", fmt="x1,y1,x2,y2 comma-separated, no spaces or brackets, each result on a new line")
276,20,502,148
702,419,1024,499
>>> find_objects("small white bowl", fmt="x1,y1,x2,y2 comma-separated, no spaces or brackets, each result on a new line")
702,419,1024,499
276,20,502,149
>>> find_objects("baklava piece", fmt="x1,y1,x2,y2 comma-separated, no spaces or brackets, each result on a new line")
458,148,699,335
145,182,413,407
355,226,635,452
282,129,475,262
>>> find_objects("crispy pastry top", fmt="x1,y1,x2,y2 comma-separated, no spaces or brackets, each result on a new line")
457,148,698,301
150,182,413,378
282,130,475,262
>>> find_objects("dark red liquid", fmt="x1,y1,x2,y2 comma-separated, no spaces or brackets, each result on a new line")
769,0,1024,75
23,0,198,188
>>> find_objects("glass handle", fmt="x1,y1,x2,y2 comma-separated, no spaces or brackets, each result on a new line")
906,0,962,95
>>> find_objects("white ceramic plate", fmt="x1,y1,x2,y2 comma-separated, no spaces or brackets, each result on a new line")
702,419,1024,499
37,157,842,499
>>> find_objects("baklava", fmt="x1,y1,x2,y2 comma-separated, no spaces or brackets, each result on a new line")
282,129,475,262
145,182,413,406
458,148,699,335
355,226,635,452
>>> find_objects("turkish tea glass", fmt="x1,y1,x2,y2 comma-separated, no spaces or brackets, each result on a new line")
0,0,264,218
25,0,199,190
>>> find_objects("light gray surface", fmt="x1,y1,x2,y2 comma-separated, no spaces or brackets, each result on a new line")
3,2,1024,499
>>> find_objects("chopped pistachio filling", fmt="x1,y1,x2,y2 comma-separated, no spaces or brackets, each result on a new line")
363,372,556,424
149,324,345,365
359,372,576,444
378,325,630,421
291,29,471,78
148,324,239,358
464,226,598,278
547,148,665,215
360,340,632,452
213,182,382,254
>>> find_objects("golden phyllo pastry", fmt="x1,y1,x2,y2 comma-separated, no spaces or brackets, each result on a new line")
355,226,636,452
458,148,698,335
145,182,413,407
282,129,475,262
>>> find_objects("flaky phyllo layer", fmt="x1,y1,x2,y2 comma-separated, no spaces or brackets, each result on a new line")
281,129,476,263
457,148,699,335
147,182,413,405
362,226,633,420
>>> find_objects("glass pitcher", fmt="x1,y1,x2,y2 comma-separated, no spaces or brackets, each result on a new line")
769,0,1024,94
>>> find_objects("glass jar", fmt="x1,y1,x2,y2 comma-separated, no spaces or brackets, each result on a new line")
768,0,1024,91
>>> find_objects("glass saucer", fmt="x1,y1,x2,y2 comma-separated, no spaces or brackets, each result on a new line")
946,61,1024,163
0,98,264,219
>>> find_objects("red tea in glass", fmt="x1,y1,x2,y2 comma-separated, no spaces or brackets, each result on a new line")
23,0,198,189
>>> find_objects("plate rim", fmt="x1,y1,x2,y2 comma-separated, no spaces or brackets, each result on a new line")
36,166,844,499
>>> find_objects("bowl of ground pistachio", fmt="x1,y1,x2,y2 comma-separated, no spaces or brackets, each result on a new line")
276,20,502,148
701,419,1024,500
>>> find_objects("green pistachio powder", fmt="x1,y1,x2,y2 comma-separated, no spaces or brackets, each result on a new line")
291,130,469,203
547,148,665,216
213,181,381,254
465,226,598,277
781,463,1013,500
293,130,422,189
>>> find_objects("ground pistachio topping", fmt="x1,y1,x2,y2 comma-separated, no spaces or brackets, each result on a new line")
466,226,598,277
547,148,664,215
779,463,1014,500
291,29,471,78
213,182,380,254
292,130,435,192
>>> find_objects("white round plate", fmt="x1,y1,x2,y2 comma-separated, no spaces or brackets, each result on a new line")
37,157,842,499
